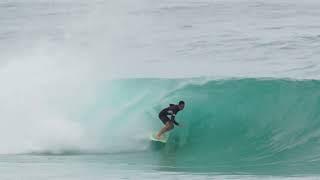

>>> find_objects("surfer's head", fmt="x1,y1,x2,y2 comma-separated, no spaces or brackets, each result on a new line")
178,101,185,110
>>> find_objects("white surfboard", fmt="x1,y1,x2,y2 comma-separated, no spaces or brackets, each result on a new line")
150,132,169,143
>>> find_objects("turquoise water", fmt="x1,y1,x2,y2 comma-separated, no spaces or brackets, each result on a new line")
2,78,318,179
2,0,320,179
88,78,320,175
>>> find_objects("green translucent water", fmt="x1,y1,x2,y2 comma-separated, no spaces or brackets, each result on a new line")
2,78,320,179
76,78,320,176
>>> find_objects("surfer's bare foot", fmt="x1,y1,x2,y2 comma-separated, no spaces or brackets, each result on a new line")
156,134,163,139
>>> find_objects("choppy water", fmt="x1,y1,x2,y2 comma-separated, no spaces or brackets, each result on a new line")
1,0,320,179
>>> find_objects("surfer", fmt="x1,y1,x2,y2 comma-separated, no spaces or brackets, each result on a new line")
156,101,185,139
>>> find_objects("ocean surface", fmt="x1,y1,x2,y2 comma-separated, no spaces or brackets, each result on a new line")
1,0,320,179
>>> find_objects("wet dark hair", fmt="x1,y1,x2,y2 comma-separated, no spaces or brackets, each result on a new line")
179,101,185,105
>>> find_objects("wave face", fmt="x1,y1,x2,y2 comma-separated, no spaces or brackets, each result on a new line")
159,78,320,173
2,77,320,174
91,78,320,173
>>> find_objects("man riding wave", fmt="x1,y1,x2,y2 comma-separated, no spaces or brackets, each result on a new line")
156,101,185,139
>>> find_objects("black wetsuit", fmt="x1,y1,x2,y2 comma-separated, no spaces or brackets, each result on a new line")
158,104,181,126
